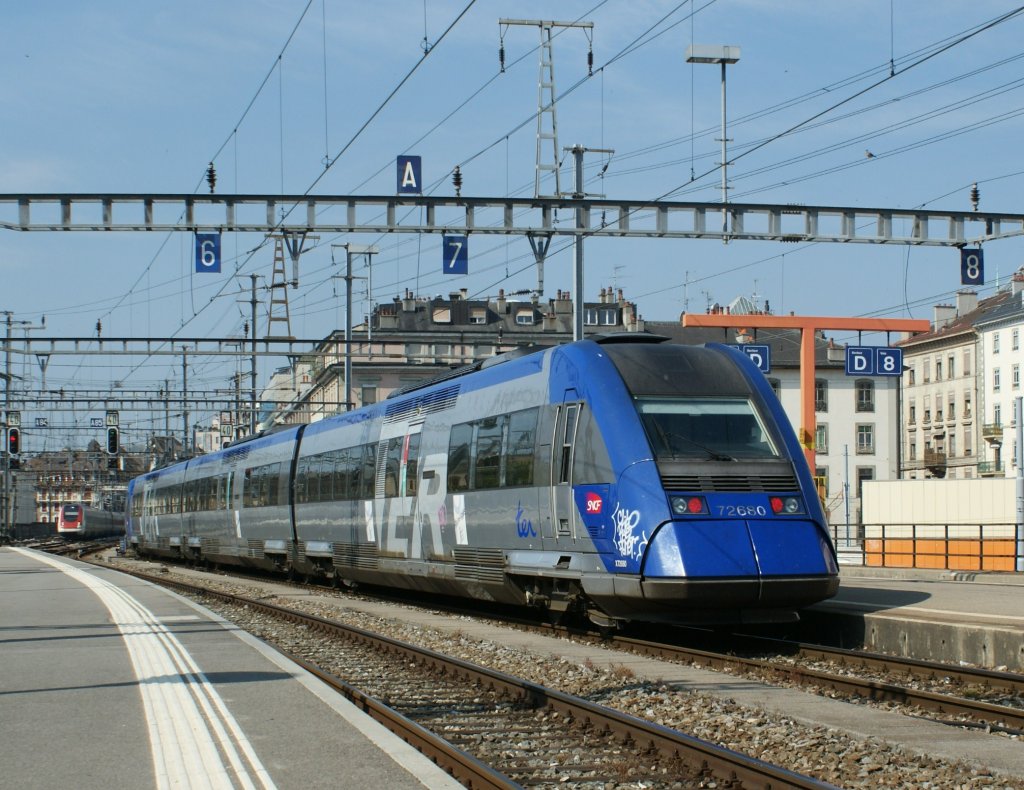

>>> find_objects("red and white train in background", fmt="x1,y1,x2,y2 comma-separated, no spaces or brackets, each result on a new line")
56,504,125,539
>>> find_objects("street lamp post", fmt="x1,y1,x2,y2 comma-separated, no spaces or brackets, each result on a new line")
686,44,741,238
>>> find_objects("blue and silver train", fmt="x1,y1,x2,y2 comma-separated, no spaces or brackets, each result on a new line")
126,333,839,626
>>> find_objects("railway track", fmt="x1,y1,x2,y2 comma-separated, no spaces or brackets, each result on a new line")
122,565,837,790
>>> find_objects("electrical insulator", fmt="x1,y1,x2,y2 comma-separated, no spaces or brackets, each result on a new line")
587,47,593,77
206,162,217,194
499,43,505,73
452,165,463,197
96,319,102,337
970,182,980,212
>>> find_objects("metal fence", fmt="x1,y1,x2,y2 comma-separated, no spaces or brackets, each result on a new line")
831,522,1021,571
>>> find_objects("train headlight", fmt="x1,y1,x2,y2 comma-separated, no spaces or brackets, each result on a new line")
769,496,804,515
671,495,707,515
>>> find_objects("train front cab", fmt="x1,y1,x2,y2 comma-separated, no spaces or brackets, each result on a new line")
571,338,839,624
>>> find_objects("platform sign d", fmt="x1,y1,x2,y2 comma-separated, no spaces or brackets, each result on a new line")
961,248,984,286
442,235,468,275
845,346,875,376
195,233,221,273
397,155,422,194
741,344,771,373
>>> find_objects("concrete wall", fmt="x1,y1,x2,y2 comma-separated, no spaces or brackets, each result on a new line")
863,478,1015,527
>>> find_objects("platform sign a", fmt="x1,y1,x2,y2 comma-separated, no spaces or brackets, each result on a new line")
961,248,984,286
195,233,221,273
740,344,771,373
442,235,468,275
397,155,422,194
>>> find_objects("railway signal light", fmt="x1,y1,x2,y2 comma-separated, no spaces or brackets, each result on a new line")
7,427,20,456
106,426,119,455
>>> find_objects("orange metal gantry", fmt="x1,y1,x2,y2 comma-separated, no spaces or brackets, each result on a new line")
681,313,931,470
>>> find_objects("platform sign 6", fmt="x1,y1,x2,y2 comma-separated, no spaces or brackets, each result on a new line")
740,344,771,373
442,235,468,275
397,155,422,194
961,248,984,286
195,233,221,273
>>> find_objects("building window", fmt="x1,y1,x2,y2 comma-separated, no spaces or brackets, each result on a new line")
948,355,955,379
909,440,917,461
815,423,828,454
964,430,972,456
935,402,943,422
963,349,972,376
599,308,618,325
948,393,955,420
994,403,1002,426
907,366,916,386
994,367,1001,392
515,308,535,326
923,395,931,423
856,466,875,498
1014,364,1020,390
964,391,972,418
908,400,916,425
949,433,957,457
855,379,875,412
815,379,828,412
1014,329,1020,350
584,308,598,325
469,307,487,324
856,423,875,455
432,307,451,324
994,332,1001,354
935,359,942,380
360,385,377,406
923,359,931,382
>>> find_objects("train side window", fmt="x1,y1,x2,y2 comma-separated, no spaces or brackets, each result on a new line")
338,448,356,501
559,404,579,484
384,438,402,497
506,408,538,486
448,423,472,491
405,434,420,497
360,443,377,499
474,416,504,489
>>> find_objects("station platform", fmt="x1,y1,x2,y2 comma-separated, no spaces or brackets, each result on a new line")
801,564,1024,671
0,547,462,790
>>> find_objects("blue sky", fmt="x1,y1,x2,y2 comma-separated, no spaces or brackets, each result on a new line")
3,1,1024,445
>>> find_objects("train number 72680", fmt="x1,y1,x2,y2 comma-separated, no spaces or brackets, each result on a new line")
716,504,767,517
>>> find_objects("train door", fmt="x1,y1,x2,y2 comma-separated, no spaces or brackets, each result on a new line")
548,396,581,546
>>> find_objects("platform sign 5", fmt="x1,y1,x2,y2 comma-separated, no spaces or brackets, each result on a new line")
195,233,221,273
845,346,875,375
397,155,422,194
961,248,984,286
442,235,468,275
740,344,771,373
875,347,903,376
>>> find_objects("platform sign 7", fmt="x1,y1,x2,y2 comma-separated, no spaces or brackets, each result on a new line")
961,248,984,285
442,235,468,275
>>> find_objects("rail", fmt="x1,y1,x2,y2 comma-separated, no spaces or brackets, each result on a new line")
831,522,1022,571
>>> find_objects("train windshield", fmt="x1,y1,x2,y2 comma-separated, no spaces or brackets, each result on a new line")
635,397,778,461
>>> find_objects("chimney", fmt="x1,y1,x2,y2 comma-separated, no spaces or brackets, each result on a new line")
496,288,507,313
956,290,979,314
933,304,956,330
1011,271,1024,296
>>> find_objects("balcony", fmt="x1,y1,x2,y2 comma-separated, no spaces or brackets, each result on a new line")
923,449,946,468
982,423,1004,440
978,461,1004,476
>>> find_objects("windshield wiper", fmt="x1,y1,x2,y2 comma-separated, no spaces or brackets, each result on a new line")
658,426,736,462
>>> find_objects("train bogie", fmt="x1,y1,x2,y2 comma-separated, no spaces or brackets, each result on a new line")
127,334,838,626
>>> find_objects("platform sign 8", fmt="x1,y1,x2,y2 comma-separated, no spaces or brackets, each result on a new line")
876,347,902,376
961,248,984,286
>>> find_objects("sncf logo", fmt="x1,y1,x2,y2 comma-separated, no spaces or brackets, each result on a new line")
585,492,603,514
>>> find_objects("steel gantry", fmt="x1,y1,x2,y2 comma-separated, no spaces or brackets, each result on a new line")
4,193,1024,246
